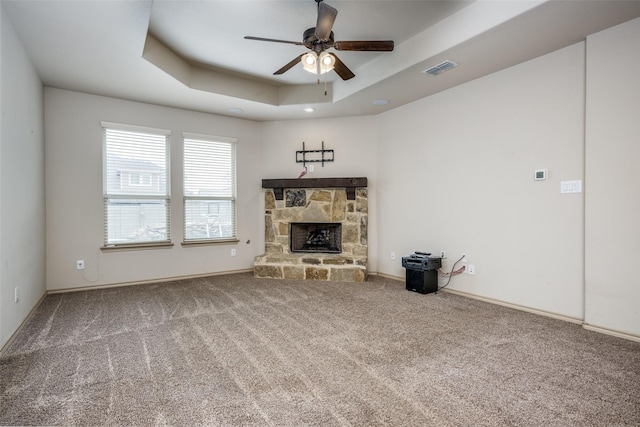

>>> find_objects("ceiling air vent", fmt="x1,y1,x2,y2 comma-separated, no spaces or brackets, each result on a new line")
423,60,458,77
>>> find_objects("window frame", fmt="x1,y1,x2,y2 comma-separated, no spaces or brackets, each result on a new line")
101,122,172,249
182,132,238,245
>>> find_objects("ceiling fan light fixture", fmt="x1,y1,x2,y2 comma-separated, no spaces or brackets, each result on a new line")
301,51,335,75
303,52,316,65
246,1,393,81
302,52,318,73
319,52,335,69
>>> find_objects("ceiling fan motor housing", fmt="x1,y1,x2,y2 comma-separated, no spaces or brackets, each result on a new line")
303,27,334,50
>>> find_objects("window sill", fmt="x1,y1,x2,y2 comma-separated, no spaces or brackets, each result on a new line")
101,242,174,252
181,238,240,247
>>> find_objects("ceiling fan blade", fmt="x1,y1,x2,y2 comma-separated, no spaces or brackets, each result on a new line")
274,54,305,75
315,2,337,41
333,40,395,51
245,36,304,46
330,53,355,81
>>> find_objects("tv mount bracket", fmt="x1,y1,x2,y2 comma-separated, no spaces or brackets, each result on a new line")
296,141,334,168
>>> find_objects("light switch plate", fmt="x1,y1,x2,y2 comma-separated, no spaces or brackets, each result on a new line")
560,180,582,194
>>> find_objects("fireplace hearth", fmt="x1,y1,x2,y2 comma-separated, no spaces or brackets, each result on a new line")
290,223,342,254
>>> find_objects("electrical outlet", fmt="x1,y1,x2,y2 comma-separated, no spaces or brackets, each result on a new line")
77,259,85,270
231,248,237,257
307,165,314,173
390,251,396,260
14,287,19,303
440,250,446,259
468,264,475,275
461,253,468,263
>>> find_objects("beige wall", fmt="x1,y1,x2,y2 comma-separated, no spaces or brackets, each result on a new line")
377,42,586,320
1,7,46,348
44,89,264,290
4,13,639,347
585,17,640,337
43,95,381,289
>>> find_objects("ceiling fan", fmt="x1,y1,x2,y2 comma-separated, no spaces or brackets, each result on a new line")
244,0,394,81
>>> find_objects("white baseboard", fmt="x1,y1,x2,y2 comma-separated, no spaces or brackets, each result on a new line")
47,268,254,294
441,289,640,342
15,270,640,348
375,273,640,343
583,323,640,343
372,272,402,281
442,287,583,325
0,292,48,355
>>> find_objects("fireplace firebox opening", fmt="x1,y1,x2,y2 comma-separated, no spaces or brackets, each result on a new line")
290,222,342,254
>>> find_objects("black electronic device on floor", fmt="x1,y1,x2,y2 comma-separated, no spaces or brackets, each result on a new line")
402,252,442,294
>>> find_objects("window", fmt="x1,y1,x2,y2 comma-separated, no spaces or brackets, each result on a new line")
129,172,153,187
183,133,237,242
102,122,170,246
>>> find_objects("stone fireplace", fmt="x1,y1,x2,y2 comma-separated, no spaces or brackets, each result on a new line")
254,177,368,282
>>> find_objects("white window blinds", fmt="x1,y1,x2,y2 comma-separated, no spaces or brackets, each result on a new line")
103,123,171,246
183,133,237,242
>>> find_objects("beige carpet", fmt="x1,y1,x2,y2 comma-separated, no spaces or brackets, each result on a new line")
1,273,639,426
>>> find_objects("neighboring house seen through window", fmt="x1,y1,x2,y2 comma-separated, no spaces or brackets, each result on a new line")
183,133,237,242
129,172,153,187
102,123,171,246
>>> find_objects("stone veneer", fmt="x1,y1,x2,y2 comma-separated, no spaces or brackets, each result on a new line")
254,186,368,282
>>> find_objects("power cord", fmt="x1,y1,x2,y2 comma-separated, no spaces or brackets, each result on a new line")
438,254,466,291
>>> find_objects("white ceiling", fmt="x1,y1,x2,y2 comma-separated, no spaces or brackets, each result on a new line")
3,0,640,121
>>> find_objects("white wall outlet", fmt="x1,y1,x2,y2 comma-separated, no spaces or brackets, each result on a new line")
468,264,476,275
231,248,237,257
390,251,396,260
440,250,446,259
14,287,19,303
76,259,85,270
461,253,468,263
307,164,314,173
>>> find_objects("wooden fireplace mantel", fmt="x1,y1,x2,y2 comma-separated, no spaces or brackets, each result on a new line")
262,177,367,200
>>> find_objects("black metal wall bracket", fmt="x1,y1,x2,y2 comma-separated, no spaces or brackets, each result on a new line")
296,141,334,168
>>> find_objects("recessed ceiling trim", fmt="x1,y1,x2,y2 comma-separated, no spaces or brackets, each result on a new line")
7,0,640,121
332,0,544,103
143,34,334,107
